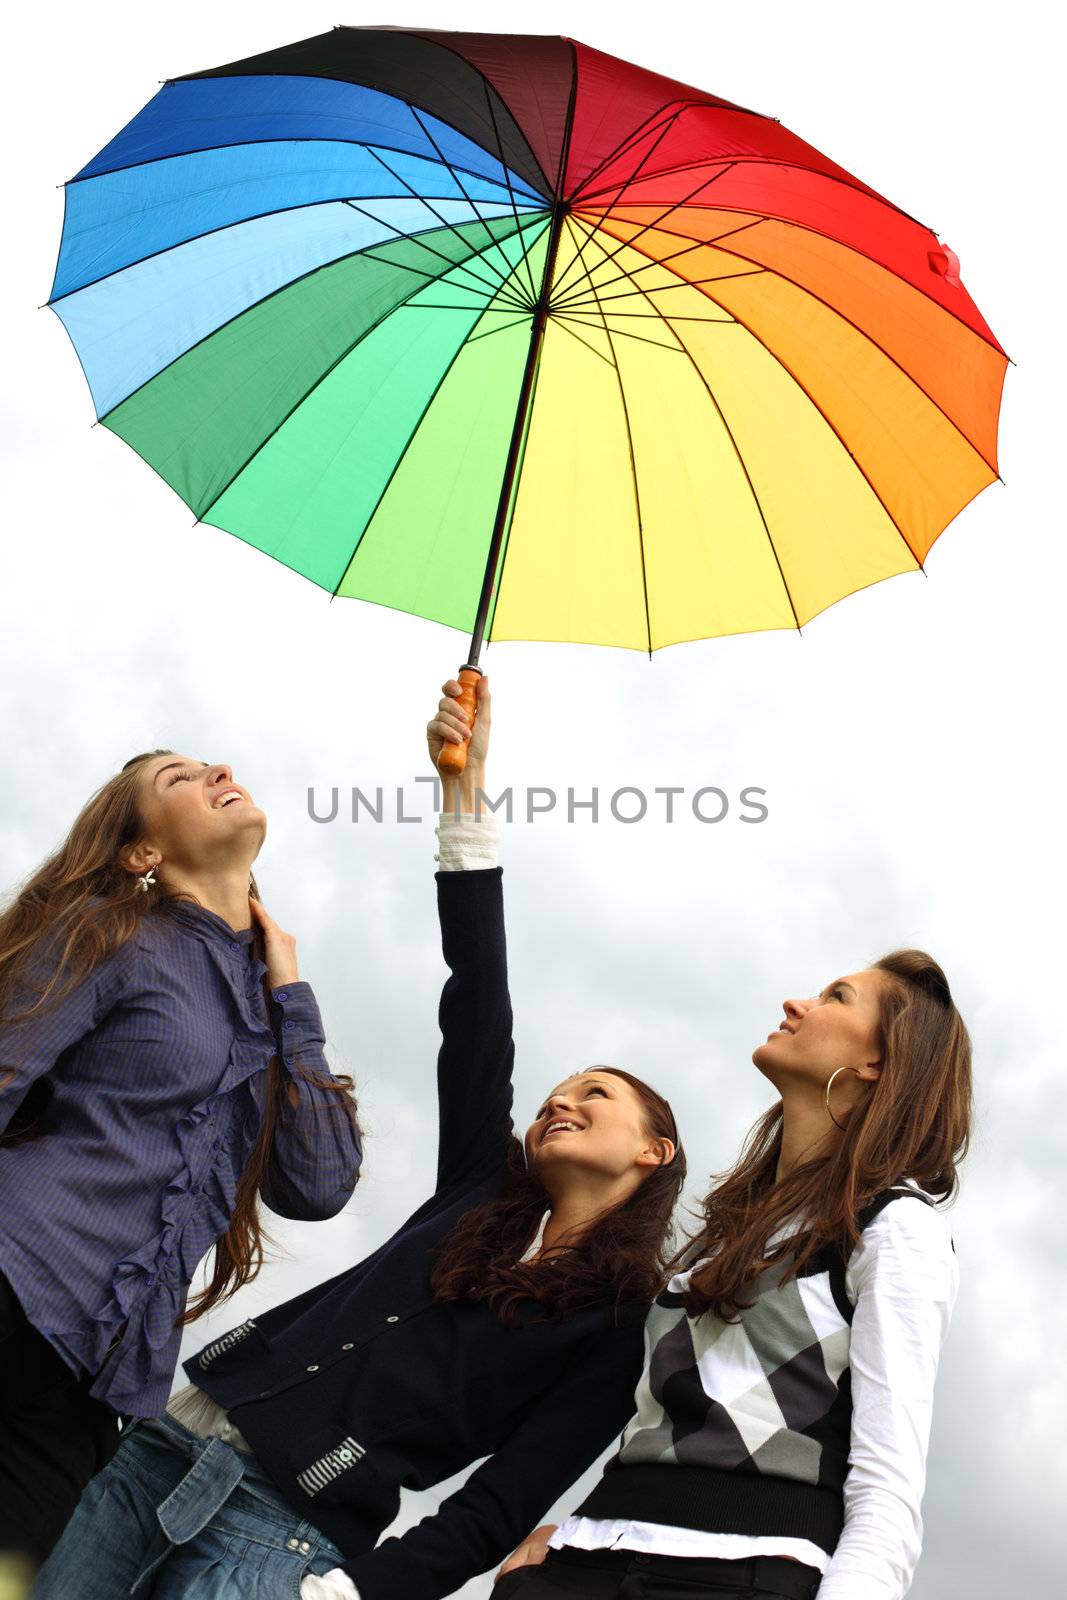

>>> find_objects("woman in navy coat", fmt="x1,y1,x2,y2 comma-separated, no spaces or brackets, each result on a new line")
32,676,687,1600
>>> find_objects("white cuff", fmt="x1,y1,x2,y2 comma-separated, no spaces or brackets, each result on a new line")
434,810,501,870
300,1569,360,1600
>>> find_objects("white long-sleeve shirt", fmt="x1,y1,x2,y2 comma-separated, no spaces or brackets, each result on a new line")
550,1186,959,1598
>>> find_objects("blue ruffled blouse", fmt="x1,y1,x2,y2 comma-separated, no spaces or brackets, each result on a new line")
0,900,362,1416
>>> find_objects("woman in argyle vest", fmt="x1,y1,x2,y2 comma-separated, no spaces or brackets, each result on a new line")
498,951,971,1600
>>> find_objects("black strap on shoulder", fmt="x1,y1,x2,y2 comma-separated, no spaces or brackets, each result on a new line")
857,1184,936,1233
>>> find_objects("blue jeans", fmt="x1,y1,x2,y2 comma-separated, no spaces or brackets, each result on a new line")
31,1413,347,1598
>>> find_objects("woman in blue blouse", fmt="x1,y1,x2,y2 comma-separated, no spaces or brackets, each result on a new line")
31,678,687,1600
0,749,363,1566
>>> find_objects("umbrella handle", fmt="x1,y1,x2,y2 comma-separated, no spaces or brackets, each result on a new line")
437,666,482,777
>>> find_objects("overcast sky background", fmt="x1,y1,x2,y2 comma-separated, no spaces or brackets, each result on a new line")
2,1,1062,1593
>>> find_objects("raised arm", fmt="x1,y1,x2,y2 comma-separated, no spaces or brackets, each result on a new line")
426,675,515,1195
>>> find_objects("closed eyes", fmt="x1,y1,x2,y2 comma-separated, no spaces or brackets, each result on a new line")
536,1084,609,1119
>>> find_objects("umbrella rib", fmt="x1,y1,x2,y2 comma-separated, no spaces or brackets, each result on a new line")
549,112,688,305
655,270,925,571
342,199,533,311
397,30,558,200
548,315,617,366
96,212,535,422
557,267,763,314
552,311,687,356
589,218,1002,469
48,191,534,308
578,153,930,232
553,215,765,309
331,250,537,602
568,215,803,630
465,313,537,345
551,162,737,308
407,103,540,301
364,145,522,299
66,133,548,202
193,240,535,528
565,218,654,657
568,96,766,205
481,81,543,306
588,202,1006,359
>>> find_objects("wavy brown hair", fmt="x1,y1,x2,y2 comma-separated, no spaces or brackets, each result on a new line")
681,949,972,1320
430,1068,686,1324
0,748,360,1326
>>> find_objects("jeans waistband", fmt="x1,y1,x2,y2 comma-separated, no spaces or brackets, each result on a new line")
549,1546,822,1598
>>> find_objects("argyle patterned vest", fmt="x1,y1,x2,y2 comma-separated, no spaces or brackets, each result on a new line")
576,1187,934,1553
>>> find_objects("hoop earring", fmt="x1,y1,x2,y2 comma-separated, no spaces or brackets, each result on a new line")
824,1066,861,1131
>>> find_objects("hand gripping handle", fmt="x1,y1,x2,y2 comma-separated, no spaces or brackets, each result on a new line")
437,666,482,777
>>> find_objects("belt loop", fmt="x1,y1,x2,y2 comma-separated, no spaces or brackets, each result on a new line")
156,1437,247,1544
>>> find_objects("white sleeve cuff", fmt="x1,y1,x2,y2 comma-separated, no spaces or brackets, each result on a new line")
434,810,501,871
300,1569,360,1600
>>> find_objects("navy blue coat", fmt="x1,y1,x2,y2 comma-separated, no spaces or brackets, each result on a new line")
189,868,648,1600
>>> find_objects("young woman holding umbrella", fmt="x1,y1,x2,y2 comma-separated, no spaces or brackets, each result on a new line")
0,749,363,1568
31,676,687,1600
496,949,971,1600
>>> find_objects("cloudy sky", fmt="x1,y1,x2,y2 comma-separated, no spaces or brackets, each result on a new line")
2,0,1062,1593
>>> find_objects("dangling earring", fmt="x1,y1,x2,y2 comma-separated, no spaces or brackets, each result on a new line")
137,864,157,893
824,1066,862,1131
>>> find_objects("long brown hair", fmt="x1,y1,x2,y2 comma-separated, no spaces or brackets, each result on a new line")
0,749,360,1326
430,1067,686,1324
681,949,972,1320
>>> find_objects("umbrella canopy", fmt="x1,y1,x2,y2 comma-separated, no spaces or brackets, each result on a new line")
50,27,1007,653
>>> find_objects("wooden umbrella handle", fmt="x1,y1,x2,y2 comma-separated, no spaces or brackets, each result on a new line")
437,666,483,777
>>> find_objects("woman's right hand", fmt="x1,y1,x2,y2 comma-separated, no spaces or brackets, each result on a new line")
426,675,491,779
495,1523,556,1580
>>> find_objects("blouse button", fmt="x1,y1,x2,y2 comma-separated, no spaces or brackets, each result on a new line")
288,1538,300,1550
342,1343,354,1351
306,1364,320,1373
300,1541,311,1553
276,990,289,1002
386,1315,399,1324
229,941,240,951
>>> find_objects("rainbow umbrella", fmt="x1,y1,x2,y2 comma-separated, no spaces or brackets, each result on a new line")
50,27,1007,687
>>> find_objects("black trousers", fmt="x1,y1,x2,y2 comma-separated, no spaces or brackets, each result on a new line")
0,1272,121,1567
494,1546,823,1599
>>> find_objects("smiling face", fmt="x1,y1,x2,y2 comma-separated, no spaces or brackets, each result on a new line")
122,753,267,880
752,970,888,1092
524,1070,675,1188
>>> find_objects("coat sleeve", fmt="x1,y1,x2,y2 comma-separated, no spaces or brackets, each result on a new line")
258,981,363,1221
341,1317,646,1600
433,866,515,1195
0,933,131,1135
